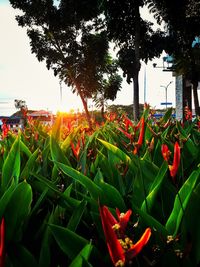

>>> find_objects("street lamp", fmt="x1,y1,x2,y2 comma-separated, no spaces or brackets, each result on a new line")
160,81,173,109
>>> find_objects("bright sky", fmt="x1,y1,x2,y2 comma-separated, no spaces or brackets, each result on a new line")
0,0,175,116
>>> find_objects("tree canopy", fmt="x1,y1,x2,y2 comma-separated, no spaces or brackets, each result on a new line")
9,0,200,119
147,0,200,115
9,0,122,127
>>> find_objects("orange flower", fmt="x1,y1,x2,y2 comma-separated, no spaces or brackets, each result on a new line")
184,106,192,121
123,117,134,132
169,141,181,179
161,144,171,162
0,218,5,267
133,117,145,155
99,205,151,267
1,120,9,139
70,140,81,160
137,117,145,147
105,113,117,122
118,127,133,142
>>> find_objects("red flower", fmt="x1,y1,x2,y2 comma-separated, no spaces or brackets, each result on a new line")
0,218,5,267
1,120,9,139
99,205,151,266
123,117,134,132
133,117,145,155
70,140,81,160
169,141,181,179
184,106,192,121
137,117,145,147
105,113,117,122
118,127,133,141
161,144,171,162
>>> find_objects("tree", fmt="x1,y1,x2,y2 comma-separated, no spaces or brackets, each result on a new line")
9,0,121,128
147,0,200,116
14,99,28,128
93,59,122,117
102,0,165,120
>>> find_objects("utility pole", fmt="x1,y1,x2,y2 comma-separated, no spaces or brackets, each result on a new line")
160,81,173,109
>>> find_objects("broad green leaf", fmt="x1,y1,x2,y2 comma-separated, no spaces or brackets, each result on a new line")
131,158,158,207
160,108,173,125
141,161,168,212
55,162,102,200
50,136,71,166
181,183,200,264
0,181,16,219
131,202,168,238
79,130,99,174
5,181,32,241
69,243,93,267
20,140,32,158
30,187,49,216
20,148,39,180
31,172,80,209
51,115,61,141
61,125,81,152
166,168,200,236
8,244,38,267
177,121,198,159
67,200,87,231
98,138,131,164
39,208,60,267
48,224,88,259
94,169,126,210
1,136,20,191
98,139,137,174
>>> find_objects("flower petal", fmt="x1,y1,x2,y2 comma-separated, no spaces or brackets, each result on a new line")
125,228,151,260
99,206,125,265
169,141,180,179
116,208,132,232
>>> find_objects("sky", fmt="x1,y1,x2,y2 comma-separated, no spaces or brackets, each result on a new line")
0,0,175,116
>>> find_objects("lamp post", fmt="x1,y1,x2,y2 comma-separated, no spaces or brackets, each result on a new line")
160,81,173,109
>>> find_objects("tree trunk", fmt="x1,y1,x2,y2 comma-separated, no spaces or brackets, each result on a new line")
70,75,93,129
101,105,104,119
192,80,200,116
79,92,93,129
133,73,140,121
133,2,141,121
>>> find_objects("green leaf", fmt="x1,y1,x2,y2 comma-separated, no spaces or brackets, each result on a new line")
61,125,82,152
131,202,168,238
30,187,49,216
177,121,198,168
98,138,131,164
165,168,200,236
20,140,32,158
48,224,89,259
55,162,102,200
20,148,39,180
8,244,38,267
50,136,71,166
51,115,61,141
0,181,16,220
182,183,200,264
94,169,126,210
1,136,20,191
31,172,80,209
5,181,32,241
39,209,59,267
69,243,93,267
98,138,137,173
160,108,173,125
141,161,168,212
67,200,87,231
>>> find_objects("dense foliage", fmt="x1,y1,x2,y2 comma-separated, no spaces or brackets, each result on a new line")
0,107,200,266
